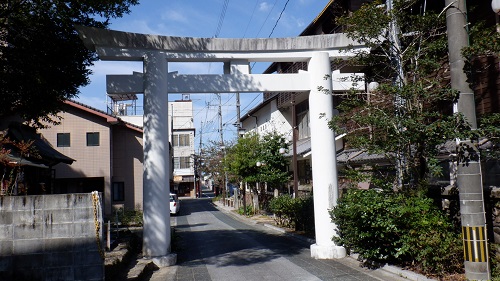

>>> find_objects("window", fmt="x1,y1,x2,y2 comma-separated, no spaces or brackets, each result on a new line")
86,132,100,146
112,182,124,201
57,133,70,147
180,157,191,169
173,157,191,169
172,134,190,147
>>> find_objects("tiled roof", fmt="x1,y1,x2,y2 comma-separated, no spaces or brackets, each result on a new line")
65,100,143,133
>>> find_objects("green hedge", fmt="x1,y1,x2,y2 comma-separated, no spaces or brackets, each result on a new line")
268,195,314,233
113,207,143,227
330,188,463,276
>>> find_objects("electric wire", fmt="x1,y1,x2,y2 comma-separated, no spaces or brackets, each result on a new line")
214,0,230,38
250,0,290,71
204,0,292,145
255,0,278,37
269,0,291,37
242,0,259,38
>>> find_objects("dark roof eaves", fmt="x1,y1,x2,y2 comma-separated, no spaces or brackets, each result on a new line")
65,100,143,132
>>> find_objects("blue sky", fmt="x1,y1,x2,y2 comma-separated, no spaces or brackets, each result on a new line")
77,0,330,147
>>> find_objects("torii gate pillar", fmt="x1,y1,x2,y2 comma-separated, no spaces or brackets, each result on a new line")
142,52,176,265
309,52,345,259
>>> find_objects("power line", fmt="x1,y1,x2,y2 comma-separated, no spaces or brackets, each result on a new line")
269,0,291,37
242,0,259,38
214,0,230,38
255,0,278,37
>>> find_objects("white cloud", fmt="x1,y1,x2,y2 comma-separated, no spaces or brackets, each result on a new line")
259,2,271,12
162,9,188,23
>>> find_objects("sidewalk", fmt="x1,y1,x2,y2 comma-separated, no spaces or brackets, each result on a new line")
144,200,436,281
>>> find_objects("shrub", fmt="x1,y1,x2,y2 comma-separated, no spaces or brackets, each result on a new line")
269,195,314,233
330,188,463,276
114,207,143,227
269,195,297,228
237,204,253,216
294,196,315,233
490,244,500,281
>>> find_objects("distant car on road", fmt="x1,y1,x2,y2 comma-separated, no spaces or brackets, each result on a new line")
170,193,180,215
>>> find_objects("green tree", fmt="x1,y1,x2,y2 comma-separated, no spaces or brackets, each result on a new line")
225,131,289,212
225,133,260,183
329,0,477,189
198,140,227,194
0,0,138,126
254,132,289,189
225,131,289,188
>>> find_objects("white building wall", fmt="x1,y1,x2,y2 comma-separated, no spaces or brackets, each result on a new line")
241,99,292,138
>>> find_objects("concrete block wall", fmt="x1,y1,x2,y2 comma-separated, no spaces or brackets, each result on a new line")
0,193,104,281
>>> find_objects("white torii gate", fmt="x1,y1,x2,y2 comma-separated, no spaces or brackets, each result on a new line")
77,26,367,266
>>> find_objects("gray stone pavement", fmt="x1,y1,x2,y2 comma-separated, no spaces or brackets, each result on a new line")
147,198,434,281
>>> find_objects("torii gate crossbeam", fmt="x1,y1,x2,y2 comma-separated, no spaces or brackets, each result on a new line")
76,26,367,266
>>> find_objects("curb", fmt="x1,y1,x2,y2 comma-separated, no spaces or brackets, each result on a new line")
381,264,436,281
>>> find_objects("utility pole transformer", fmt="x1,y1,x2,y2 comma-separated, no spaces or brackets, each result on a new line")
445,0,490,279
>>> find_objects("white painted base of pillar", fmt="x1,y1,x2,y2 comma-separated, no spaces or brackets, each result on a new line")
151,253,177,267
310,243,346,259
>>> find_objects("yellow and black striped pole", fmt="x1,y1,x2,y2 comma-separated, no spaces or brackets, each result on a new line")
460,224,490,280
462,226,488,263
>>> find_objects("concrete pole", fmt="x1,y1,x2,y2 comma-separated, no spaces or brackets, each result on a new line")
292,95,299,198
142,51,176,266
445,1,490,279
309,52,346,259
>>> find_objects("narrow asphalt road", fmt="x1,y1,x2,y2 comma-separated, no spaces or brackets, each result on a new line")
148,197,409,281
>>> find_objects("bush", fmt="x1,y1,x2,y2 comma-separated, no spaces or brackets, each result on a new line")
491,244,500,281
237,204,253,216
269,195,296,227
268,195,314,233
294,196,315,233
330,188,463,277
113,207,143,227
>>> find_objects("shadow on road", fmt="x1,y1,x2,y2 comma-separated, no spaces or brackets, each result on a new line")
173,199,307,268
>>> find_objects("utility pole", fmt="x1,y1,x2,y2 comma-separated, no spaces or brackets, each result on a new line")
235,92,241,210
236,92,241,137
218,94,227,205
198,121,203,198
445,0,490,280
291,95,298,198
